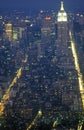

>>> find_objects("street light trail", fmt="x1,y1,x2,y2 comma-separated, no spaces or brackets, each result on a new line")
26,110,42,130
69,31,84,109
0,55,28,116
77,121,83,130
0,67,23,116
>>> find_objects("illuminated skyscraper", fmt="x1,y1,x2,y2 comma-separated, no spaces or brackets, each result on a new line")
5,23,12,42
57,1,68,47
56,1,81,111
56,1,74,69
12,27,19,41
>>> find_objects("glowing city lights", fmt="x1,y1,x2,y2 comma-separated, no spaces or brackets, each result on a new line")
69,31,84,109
26,110,42,130
57,1,67,22
0,67,23,116
45,17,51,21
0,56,28,116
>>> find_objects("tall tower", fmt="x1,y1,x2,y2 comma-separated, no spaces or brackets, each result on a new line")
57,1,68,46
55,2,81,111
56,1,73,69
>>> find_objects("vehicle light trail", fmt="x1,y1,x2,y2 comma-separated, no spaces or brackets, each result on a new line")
53,118,59,128
77,121,83,130
69,31,84,109
0,55,28,116
0,67,23,116
26,110,42,130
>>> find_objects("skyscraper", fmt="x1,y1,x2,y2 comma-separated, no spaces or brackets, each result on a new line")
56,1,74,70
57,1,68,45
56,1,81,111
41,17,55,56
5,23,13,42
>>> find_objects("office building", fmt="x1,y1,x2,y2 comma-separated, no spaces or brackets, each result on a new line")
5,23,13,42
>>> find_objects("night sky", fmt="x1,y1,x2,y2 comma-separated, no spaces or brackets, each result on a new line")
0,0,84,12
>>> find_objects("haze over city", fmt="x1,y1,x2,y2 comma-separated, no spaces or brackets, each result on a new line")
0,0,84,12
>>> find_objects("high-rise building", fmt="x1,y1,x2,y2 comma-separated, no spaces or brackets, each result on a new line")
57,1,73,69
41,17,56,56
56,1,81,111
57,1,68,48
5,23,13,42
12,27,19,41
41,17,55,44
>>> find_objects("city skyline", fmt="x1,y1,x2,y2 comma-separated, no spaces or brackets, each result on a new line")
0,1,84,130
0,0,84,12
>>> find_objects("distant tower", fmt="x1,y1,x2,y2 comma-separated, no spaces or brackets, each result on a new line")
57,1,68,46
5,23,12,42
41,17,55,56
41,17,53,44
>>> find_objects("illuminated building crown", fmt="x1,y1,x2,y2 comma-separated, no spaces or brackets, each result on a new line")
57,1,67,22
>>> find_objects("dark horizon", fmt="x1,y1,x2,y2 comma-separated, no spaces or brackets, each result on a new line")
0,0,84,14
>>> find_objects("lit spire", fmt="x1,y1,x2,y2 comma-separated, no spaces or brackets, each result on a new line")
60,1,64,11
57,1,67,22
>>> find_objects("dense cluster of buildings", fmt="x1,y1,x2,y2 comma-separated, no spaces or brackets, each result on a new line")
0,1,84,130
